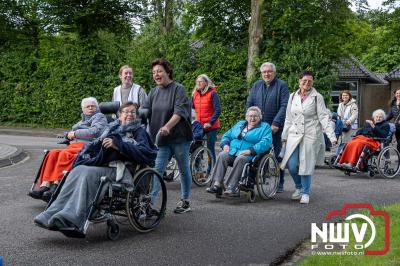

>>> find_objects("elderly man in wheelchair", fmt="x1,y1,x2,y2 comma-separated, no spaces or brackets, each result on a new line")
33,102,166,239
206,106,279,202
333,109,400,178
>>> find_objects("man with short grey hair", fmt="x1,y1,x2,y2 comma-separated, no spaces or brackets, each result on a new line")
246,62,289,192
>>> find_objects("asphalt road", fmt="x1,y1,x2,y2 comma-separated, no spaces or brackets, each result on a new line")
0,134,399,265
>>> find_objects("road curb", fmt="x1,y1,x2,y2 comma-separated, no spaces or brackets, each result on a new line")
0,146,28,168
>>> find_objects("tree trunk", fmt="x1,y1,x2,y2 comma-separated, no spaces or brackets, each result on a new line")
246,0,264,83
164,0,173,33
154,0,174,33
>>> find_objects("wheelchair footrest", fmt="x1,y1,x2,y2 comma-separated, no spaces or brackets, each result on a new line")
58,227,86,238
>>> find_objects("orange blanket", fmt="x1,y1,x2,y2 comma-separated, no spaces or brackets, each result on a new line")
39,142,86,185
338,135,381,165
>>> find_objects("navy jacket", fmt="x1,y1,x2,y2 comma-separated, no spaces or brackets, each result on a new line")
246,78,289,127
73,120,157,167
356,121,390,139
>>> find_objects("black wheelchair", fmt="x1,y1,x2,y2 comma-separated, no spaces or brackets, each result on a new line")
210,148,280,203
28,101,121,202
46,163,167,240
165,138,214,187
333,123,400,178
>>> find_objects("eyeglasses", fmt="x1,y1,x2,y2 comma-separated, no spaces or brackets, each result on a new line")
121,110,136,115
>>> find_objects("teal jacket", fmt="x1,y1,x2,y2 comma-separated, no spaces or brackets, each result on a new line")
220,120,272,159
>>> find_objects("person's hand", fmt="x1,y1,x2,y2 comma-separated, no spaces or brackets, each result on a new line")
239,150,251,156
345,120,351,126
282,139,287,143
271,125,279,134
365,120,375,128
102,138,118,150
67,131,75,140
159,126,170,136
204,123,211,129
223,145,230,152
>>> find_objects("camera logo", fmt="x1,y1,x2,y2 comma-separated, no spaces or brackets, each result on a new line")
310,203,390,255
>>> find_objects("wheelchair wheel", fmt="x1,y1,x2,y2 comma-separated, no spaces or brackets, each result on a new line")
191,146,214,187
256,154,280,199
377,146,400,179
166,157,180,181
126,168,167,233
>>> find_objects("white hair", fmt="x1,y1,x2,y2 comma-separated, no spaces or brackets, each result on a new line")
259,62,276,73
81,97,99,109
372,109,386,120
246,106,263,120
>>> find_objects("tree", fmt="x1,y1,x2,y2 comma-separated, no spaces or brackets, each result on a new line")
246,0,264,83
43,0,137,37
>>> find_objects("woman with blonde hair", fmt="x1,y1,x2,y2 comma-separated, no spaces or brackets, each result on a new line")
192,74,221,161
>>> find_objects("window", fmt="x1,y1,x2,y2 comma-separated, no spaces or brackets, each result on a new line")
330,81,358,113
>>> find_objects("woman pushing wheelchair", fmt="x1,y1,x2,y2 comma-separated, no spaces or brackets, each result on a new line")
33,102,158,238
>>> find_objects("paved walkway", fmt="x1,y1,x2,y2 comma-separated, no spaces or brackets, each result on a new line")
0,126,65,168
0,143,26,167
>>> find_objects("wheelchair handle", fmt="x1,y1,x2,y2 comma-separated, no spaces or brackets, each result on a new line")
99,101,120,115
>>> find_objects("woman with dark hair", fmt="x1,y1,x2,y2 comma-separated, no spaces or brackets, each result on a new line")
280,71,336,204
337,90,358,145
386,88,400,151
192,74,221,162
141,58,193,214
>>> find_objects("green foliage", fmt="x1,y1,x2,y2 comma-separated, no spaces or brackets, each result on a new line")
0,31,129,127
0,0,398,131
361,8,400,72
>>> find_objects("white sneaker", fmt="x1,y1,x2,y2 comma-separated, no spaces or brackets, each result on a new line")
291,189,301,200
300,194,309,204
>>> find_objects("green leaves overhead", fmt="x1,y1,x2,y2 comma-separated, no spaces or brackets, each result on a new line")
0,0,398,130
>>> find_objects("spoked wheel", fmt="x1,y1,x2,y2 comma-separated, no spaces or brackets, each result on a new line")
166,157,180,181
377,146,400,179
256,154,280,199
126,168,167,233
191,147,214,187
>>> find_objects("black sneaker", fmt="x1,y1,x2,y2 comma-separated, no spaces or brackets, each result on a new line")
173,199,191,214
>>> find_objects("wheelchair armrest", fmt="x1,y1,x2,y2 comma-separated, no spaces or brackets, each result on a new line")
251,150,271,165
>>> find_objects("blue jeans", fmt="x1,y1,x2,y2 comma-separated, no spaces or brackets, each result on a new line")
287,146,311,195
151,141,192,200
272,127,285,188
206,129,218,162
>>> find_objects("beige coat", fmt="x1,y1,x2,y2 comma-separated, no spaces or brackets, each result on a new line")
337,98,359,143
280,88,336,175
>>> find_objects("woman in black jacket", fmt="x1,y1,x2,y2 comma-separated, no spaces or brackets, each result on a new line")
386,88,400,151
